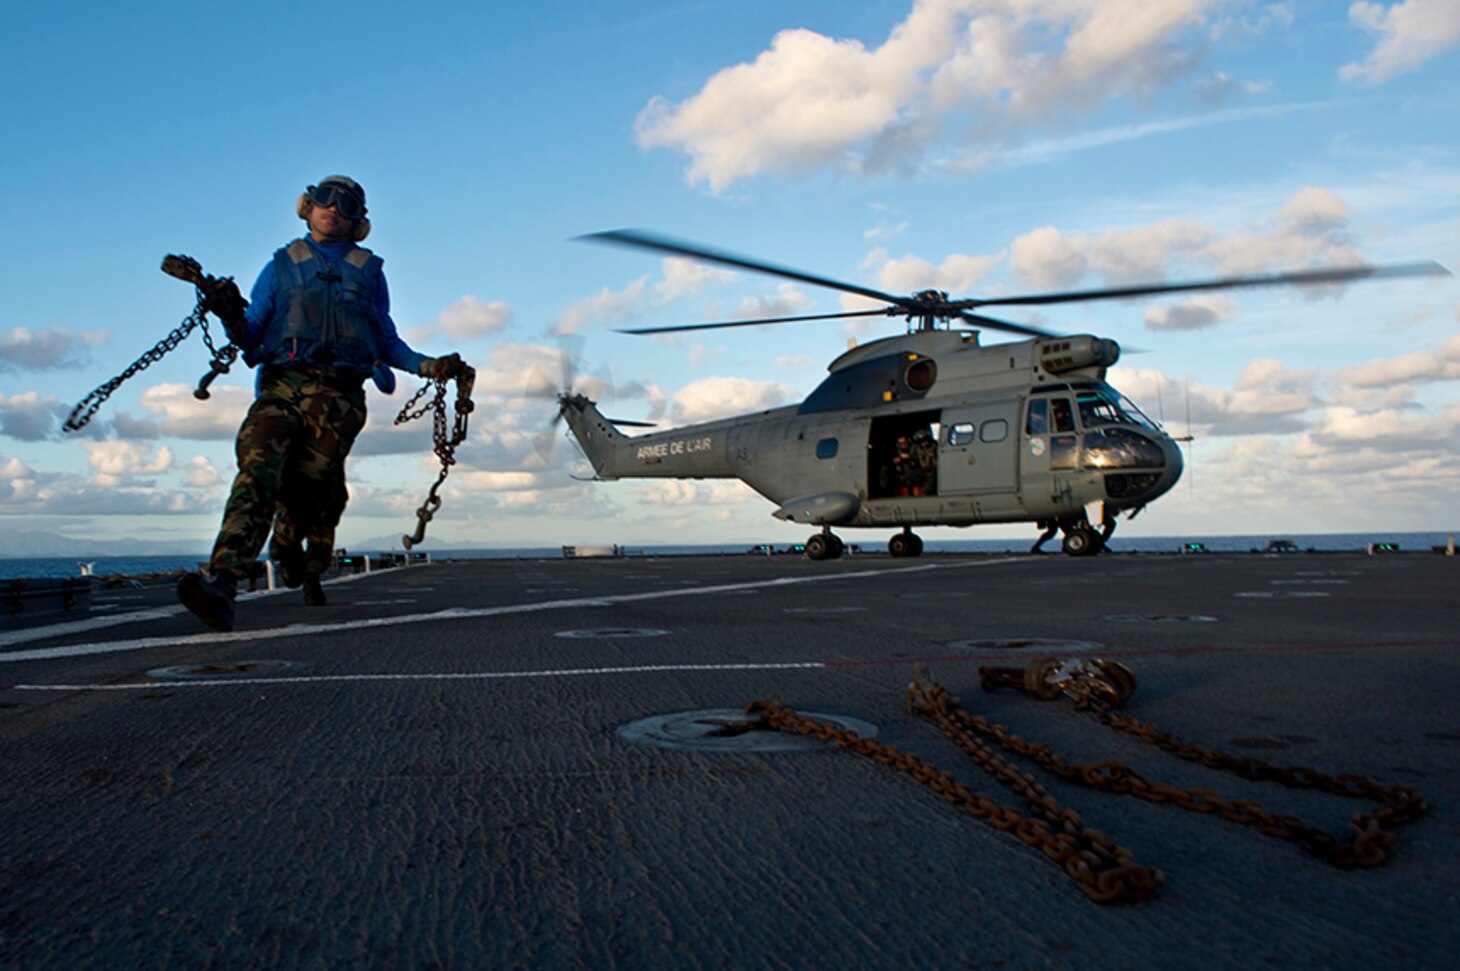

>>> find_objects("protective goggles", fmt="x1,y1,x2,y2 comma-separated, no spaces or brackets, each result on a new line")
306,183,366,220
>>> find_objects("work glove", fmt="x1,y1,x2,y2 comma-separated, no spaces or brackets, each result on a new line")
201,277,248,340
419,352,466,381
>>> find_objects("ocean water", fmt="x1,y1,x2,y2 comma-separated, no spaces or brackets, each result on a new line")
2,531,1453,580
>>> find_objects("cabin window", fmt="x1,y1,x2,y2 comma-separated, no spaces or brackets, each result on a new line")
948,422,976,447
980,419,1008,443
1050,398,1075,433
815,437,839,459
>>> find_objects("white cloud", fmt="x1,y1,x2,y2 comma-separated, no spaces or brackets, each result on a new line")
1109,359,1317,437
1144,294,1238,330
1339,333,1460,386
1,453,38,504
735,284,813,319
185,455,223,488
456,470,543,492
656,258,738,301
636,0,1242,190
671,376,798,424
0,392,69,441
0,326,106,372
864,220,909,242
124,383,251,440
1341,0,1460,84
554,257,746,334
82,441,175,487
553,277,650,335
871,249,1001,293
435,296,513,339
1008,188,1369,294
633,480,760,507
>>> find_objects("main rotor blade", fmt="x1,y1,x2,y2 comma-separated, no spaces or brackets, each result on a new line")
617,308,892,336
582,229,909,308
972,261,1451,309
957,311,1057,339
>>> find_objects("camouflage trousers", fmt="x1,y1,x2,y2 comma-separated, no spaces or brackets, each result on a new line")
209,367,368,578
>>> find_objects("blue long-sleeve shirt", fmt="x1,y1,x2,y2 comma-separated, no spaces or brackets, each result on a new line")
238,237,426,376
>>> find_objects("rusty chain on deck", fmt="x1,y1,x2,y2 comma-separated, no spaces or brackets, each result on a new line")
746,657,1426,904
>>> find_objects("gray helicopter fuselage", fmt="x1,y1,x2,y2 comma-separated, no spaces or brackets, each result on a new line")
559,330,1182,531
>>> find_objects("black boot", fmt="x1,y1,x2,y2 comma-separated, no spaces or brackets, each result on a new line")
303,573,327,607
269,543,306,589
177,571,238,632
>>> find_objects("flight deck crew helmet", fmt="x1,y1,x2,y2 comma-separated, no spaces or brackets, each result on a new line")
297,175,371,241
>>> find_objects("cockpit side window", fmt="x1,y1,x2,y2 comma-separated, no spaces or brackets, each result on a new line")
1077,391,1123,428
1026,399,1048,435
1073,385,1160,431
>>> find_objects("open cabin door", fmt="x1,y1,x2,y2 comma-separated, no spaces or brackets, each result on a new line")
867,410,941,499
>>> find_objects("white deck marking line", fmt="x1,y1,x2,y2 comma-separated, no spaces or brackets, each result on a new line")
0,568,386,649
11,661,828,691
1,558,1028,663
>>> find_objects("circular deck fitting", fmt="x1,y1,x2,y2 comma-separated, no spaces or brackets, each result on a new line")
554,627,672,639
1101,613,1218,623
781,606,869,615
618,708,879,753
146,660,303,679
943,637,1104,654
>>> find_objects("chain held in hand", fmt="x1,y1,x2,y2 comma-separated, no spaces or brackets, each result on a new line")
394,365,476,548
64,255,240,431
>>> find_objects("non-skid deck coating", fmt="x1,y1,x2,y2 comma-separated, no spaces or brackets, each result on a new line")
2,552,1457,969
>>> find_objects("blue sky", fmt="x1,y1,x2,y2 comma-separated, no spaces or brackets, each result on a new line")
2,0,1458,552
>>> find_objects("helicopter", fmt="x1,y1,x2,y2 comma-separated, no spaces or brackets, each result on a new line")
551,230,1447,559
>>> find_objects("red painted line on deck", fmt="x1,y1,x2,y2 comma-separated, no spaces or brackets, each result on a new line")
824,638,1460,668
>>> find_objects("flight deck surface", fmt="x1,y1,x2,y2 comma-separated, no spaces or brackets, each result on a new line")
2,552,1457,968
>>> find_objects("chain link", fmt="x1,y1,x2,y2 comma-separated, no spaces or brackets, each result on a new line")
65,255,239,431
393,368,476,549
64,293,212,432
746,690,1162,904
747,659,1426,903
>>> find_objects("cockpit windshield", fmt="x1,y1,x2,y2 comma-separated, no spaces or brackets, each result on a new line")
1076,385,1158,431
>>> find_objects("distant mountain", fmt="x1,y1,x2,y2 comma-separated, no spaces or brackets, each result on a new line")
0,528,481,560
342,533,474,553
0,529,208,559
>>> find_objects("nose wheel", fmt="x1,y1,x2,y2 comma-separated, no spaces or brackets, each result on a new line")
888,528,924,558
1060,517,1112,557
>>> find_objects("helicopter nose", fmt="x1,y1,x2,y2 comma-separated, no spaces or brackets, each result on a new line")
1155,436,1184,496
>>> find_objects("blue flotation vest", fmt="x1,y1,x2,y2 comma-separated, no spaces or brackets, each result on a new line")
248,239,386,374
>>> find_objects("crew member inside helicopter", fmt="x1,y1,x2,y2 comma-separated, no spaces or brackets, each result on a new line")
874,422,939,498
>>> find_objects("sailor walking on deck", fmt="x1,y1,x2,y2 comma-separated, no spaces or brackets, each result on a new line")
177,175,468,632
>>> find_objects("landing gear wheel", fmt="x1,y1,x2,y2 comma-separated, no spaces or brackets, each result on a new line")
805,533,844,561
889,530,924,558
1061,527,1099,557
